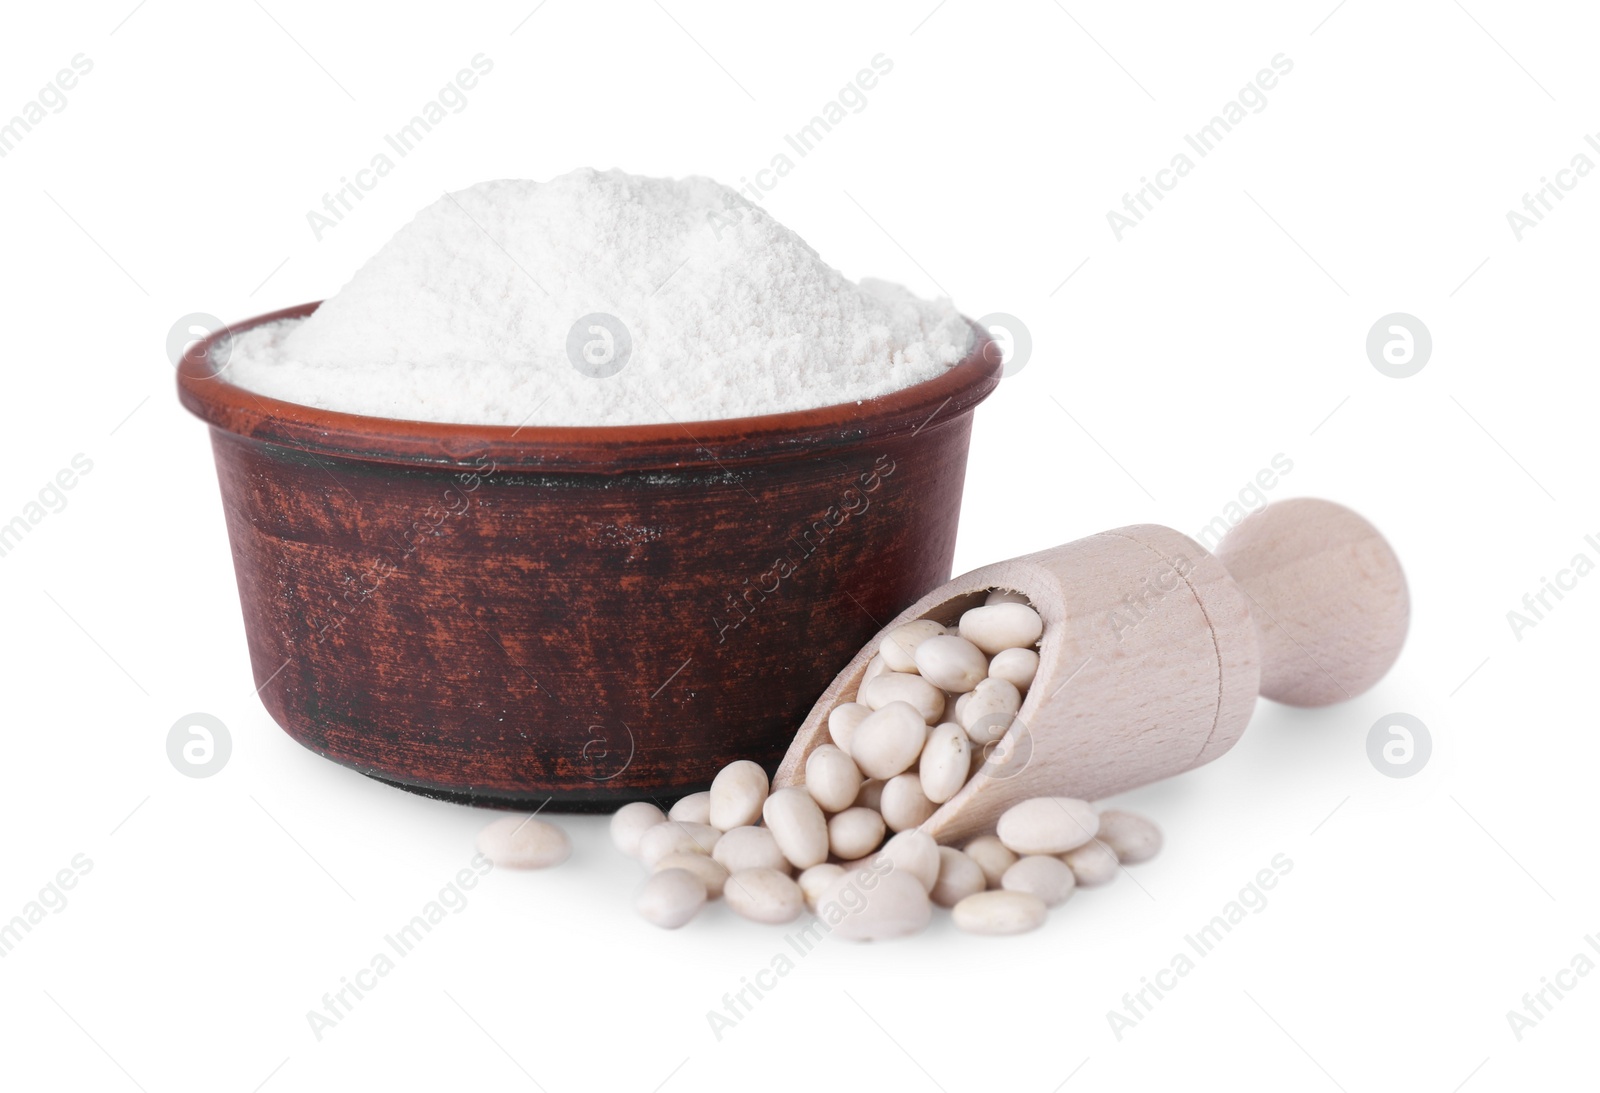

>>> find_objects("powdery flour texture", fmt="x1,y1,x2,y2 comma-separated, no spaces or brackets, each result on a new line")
224,169,972,427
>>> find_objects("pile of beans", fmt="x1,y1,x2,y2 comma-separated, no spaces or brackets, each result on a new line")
604,590,1164,938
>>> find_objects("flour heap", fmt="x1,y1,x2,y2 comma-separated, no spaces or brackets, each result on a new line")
224,169,971,427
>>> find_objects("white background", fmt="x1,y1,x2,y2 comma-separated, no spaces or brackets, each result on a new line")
1,1,1594,1090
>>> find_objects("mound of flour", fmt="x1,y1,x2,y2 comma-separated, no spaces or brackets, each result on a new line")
223,169,971,427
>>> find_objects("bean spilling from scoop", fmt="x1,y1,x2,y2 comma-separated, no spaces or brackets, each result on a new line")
593,590,1164,938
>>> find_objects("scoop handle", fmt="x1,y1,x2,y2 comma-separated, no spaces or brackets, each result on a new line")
1213,498,1409,707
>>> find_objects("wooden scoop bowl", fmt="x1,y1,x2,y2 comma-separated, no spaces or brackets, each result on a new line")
772,498,1409,845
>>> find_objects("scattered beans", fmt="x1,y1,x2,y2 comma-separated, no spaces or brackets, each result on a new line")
1095,810,1163,863
828,807,887,860
797,863,845,910
996,797,1098,855
762,788,829,870
713,826,790,874
930,847,986,908
476,815,572,869
858,672,945,724
822,868,931,942
653,852,729,898
958,602,1043,655
879,830,939,893
636,868,707,929
805,744,862,812
1001,855,1077,907
952,890,1048,936
609,801,666,858
1061,839,1119,886
668,791,712,825
638,821,721,868
880,773,936,832
913,634,989,693
962,835,1018,888
724,868,804,925
851,701,928,779
879,619,947,673
709,760,769,830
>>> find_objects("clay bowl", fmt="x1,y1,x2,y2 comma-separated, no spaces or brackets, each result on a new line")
177,302,1002,809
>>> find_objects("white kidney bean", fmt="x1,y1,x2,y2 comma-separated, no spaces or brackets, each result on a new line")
638,821,721,868
709,759,768,830
880,774,936,832
860,653,890,685
984,589,1030,606
636,868,707,929
668,791,711,825
762,788,829,870
724,868,804,925
828,807,886,860
878,619,946,673
913,634,989,693
854,779,886,812
828,702,872,755
951,890,1048,935
652,853,729,899
1062,839,1120,886
960,677,1021,745
850,701,929,780
1002,855,1077,907
609,801,666,858
476,816,572,869
804,744,862,813
797,863,845,910
996,797,1099,855
858,672,945,724
918,722,971,804
821,867,931,942
988,647,1039,692
958,602,1043,655
930,847,987,908
953,690,973,724
878,830,940,892
962,835,1018,888
1095,810,1163,863
712,826,790,874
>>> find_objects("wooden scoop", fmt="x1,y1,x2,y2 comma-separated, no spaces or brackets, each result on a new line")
772,498,1409,845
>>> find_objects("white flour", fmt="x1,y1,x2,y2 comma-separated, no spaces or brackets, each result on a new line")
223,169,971,427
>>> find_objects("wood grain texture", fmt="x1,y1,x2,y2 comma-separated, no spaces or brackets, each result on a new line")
773,525,1261,844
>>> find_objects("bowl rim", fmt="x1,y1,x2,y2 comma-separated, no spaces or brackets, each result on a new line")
176,301,1004,473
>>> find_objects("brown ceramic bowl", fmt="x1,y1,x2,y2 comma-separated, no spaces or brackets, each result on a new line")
178,302,1002,809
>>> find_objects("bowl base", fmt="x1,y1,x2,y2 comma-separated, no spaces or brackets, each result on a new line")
363,769,695,814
